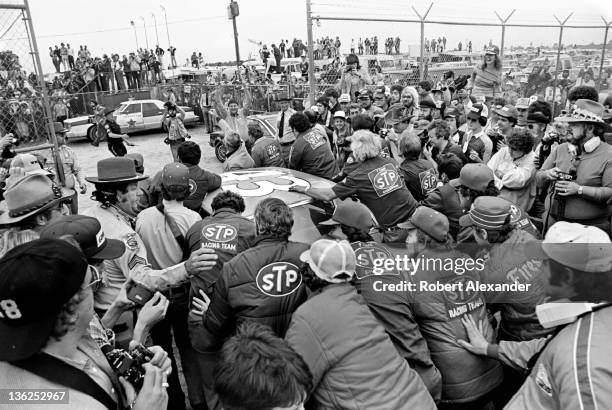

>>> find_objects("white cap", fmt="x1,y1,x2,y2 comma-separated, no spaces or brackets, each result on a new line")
339,93,351,103
300,239,356,283
333,110,347,120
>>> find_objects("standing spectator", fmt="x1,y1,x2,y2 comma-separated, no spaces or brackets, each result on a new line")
161,102,190,162
276,94,296,163
66,43,75,69
49,46,60,73
52,98,69,124
155,45,165,68
279,40,286,58
129,53,141,89
350,38,355,54
197,52,204,68
358,37,363,55
100,54,112,92
395,36,401,54
272,44,282,74
286,239,437,409
470,45,502,101
168,45,177,68
59,43,69,71
136,163,203,410
299,54,309,81
112,54,126,91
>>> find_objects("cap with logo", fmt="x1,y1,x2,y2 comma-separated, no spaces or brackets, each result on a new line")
161,163,189,191
459,196,511,231
319,200,375,233
397,206,449,242
515,98,530,109
0,239,89,361
526,221,612,273
333,111,347,120
40,215,125,260
300,239,356,284
467,103,489,120
339,93,351,103
449,163,494,191
494,104,519,120
358,89,373,99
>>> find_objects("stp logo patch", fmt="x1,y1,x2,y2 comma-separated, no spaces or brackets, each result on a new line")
202,224,238,243
367,163,402,197
256,262,302,297
353,243,394,279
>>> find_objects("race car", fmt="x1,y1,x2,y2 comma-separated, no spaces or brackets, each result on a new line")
201,167,335,244
63,99,198,141
209,112,278,162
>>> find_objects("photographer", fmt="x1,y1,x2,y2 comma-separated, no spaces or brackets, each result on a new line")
340,54,372,101
537,100,612,234
161,102,189,162
0,239,170,410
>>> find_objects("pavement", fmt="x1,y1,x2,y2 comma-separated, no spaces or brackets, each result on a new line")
66,124,224,212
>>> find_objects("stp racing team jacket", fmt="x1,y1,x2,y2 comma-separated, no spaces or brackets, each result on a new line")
83,205,190,310
194,235,309,352
490,306,612,410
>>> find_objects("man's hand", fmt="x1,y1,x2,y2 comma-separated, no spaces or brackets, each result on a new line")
423,144,433,160
288,185,307,194
191,289,211,316
496,139,507,151
554,180,580,197
120,363,168,410
147,346,172,375
457,315,489,356
185,247,218,275
137,292,169,330
542,166,562,181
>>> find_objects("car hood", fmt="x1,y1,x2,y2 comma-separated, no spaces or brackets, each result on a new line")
63,116,90,126
201,168,335,218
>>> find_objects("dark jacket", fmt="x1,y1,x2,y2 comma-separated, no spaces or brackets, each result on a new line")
185,208,256,304
195,235,309,352
289,129,338,180
250,137,286,168
421,183,463,239
285,283,436,410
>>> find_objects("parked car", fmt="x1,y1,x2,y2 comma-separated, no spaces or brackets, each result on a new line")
201,167,335,244
209,112,278,162
64,99,198,141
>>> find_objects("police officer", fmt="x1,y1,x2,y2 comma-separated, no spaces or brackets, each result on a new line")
293,129,417,241
83,157,217,343
194,198,308,352
458,221,612,410
287,112,338,180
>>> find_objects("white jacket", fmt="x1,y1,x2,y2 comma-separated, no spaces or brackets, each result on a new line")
487,147,536,211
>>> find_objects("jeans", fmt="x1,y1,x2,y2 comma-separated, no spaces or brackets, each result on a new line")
150,287,206,410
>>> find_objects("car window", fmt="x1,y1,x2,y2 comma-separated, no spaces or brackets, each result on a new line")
117,103,129,113
142,103,160,117
124,104,141,114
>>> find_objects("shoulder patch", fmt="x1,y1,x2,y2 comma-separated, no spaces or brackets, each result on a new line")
125,233,139,251
128,255,147,270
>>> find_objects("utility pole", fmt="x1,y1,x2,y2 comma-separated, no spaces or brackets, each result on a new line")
494,9,516,60
151,12,160,46
306,0,316,106
552,13,572,114
228,1,241,70
140,16,149,50
160,5,171,47
130,20,139,50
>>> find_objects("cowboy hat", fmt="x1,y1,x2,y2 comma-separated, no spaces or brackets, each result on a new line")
554,99,606,125
85,157,148,185
0,174,73,226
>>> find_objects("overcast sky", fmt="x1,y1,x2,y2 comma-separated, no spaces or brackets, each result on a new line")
8,0,612,73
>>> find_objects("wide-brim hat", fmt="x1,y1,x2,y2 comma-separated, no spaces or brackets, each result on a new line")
384,105,412,125
554,99,606,125
86,157,148,185
0,175,74,226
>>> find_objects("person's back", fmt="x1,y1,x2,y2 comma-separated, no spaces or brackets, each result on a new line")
251,136,285,167
399,157,437,202
286,283,436,410
223,142,255,171
289,128,338,179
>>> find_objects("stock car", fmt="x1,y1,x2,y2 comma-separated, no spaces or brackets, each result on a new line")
64,99,199,141
209,112,278,162
201,168,335,244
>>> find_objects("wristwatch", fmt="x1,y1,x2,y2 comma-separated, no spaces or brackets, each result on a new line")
578,186,583,195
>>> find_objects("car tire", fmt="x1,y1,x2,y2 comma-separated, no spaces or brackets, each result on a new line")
215,142,227,162
86,125,96,142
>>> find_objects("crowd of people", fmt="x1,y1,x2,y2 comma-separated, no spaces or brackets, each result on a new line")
1,41,612,410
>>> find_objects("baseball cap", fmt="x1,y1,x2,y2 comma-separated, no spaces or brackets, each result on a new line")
0,239,88,361
11,154,52,177
300,239,356,284
338,93,351,103
397,206,449,242
515,98,530,109
459,196,511,230
485,45,500,55
419,98,437,110
449,163,494,191
333,111,347,120
358,89,372,99
125,153,144,169
467,103,488,120
161,163,189,191
494,104,519,120
526,222,612,273
444,108,459,119
319,200,375,233
40,215,125,260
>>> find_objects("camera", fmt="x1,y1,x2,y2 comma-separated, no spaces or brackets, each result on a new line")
102,344,154,391
556,170,576,181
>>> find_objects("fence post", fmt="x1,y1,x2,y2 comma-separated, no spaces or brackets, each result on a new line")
552,13,572,115
306,0,316,106
412,3,433,82
599,18,611,90
495,10,515,60
22,0,65,185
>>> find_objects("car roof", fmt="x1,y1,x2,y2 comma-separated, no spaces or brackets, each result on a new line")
201,167,334,218
247,113,279,123
119,99,162,105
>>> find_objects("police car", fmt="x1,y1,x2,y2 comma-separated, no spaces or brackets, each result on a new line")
64,99,198,141
201,168,335,244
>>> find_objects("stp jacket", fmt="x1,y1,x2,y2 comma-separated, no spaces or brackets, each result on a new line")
194,235,309,352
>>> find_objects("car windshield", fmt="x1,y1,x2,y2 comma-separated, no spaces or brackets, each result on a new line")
116,103,129,113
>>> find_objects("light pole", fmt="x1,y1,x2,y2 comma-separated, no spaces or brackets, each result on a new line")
160,5,171,48
140,16,149,50
130,20,139,50
228,1,241,70
151,12,160,46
